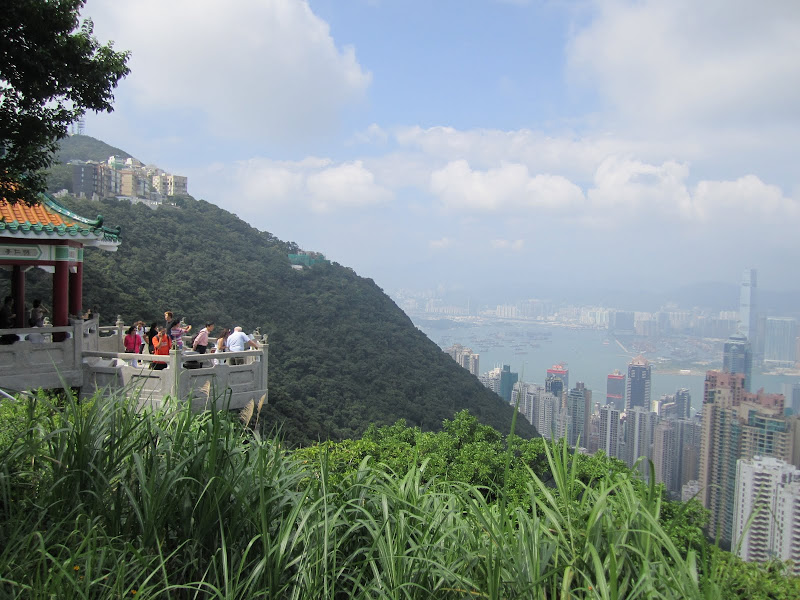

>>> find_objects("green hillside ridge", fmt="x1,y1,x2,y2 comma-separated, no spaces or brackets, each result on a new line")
37,188,537,444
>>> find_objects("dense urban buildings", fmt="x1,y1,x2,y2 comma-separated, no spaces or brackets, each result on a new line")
732,456,800,574
698,371,790,544
445,343,480,376
69,154,188,206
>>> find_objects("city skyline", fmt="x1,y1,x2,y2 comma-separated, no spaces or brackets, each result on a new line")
81,1,800,296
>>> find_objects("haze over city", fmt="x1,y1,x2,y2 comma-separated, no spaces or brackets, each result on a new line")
83,0,800,298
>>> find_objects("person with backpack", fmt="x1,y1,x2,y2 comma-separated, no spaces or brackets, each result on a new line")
192,322,215,354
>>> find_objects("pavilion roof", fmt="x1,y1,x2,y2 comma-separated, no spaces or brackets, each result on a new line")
0,194,121,250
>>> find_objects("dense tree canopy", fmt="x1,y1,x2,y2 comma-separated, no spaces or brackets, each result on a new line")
0,0,129,203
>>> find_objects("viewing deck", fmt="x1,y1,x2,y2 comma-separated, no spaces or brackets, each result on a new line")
0,317,268,411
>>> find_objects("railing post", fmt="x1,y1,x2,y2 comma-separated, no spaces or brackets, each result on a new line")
170,348,181,400
116,315,125,353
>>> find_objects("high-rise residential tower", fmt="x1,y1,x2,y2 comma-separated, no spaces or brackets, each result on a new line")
698,371,788,544
626,356,651,412
565,382,592,448
739,268,757,341
723,333,753,392
598,404,622,459
675,388,692,420
732,456,800,575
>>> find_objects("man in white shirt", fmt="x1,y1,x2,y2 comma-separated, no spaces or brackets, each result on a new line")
227,326,258,364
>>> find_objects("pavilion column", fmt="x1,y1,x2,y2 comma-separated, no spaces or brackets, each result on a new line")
69,262,83,319
53,260,69,329
12,265,25,328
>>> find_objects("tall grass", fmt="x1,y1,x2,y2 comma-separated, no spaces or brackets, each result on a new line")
0,388,786,598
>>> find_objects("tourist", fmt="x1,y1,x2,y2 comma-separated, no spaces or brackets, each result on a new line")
29,299,48,327
135,321,147,353
123,325,143,366
164,311,191,350
192,322,215,354
146,322,159,354
227,326,258,365
150,326,171,370
216,328,231,353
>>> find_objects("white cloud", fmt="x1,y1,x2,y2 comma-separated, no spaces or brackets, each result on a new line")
568,0,800,130
307,161,392,212
429,237,454,249
230,157,390,214
491,239,524,251
87,0,370,141
430,160,585,214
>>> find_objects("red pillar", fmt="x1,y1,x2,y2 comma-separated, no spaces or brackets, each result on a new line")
12,265,25,328
69,262,83,319
53,260,69,329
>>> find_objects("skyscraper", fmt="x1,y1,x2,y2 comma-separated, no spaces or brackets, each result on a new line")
723,333,753,392
546,364,569,401
763,317,797,368
626,356,651,412
565,382,592,448
739,268,757,341
598,404,622,459
675,388,692,420
698,371,788,544
606,370,625,408
624,407,659,476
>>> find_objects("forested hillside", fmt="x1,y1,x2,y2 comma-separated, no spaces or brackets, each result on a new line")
29,191,537,444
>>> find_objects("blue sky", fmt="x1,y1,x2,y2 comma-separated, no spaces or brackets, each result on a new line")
84,0,800,299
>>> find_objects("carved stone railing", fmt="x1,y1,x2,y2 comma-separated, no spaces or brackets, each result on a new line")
81,346,268,411
0,315,269,412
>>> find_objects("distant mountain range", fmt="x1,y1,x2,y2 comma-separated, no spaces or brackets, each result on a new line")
38,135,537,445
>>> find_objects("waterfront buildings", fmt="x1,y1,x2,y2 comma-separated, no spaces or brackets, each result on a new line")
763,317,797,368
723,333,753,391
626,355,651,412
732,456,800,574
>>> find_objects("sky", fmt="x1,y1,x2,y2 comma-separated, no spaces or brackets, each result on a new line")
82,0,800,301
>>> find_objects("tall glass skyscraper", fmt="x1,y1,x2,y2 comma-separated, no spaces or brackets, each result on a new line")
723,333,753,392
626,355,651,412
739,268,757,341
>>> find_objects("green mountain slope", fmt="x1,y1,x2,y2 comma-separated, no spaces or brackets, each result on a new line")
55,134,133,163
44,192,537,444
